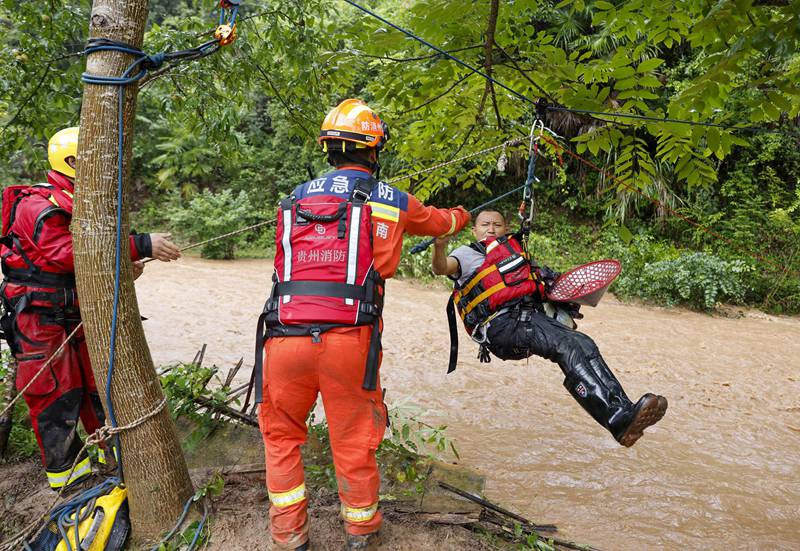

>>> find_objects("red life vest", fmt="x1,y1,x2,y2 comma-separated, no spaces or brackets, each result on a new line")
446,235,543,373
255,177,384,396
454,235,541,334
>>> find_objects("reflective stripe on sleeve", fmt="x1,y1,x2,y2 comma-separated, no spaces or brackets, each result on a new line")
341,502,379,523
269,483,306,508
368,202,399,222
46,457,92,489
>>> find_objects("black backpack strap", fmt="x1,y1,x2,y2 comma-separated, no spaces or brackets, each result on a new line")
253,305,269,404
362,317,382,391
446,294,459,374
273,281,367,301
350,177,376,205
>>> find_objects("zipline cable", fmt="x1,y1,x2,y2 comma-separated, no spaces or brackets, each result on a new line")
409,182,531,254
340,0,795,136
544,106,792,133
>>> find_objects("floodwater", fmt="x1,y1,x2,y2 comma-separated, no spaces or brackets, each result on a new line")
137,256,800,551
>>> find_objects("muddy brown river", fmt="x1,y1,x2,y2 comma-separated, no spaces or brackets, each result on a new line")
137,257,800,550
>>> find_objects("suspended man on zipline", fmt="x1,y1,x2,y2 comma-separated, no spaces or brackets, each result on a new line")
432,205,668,446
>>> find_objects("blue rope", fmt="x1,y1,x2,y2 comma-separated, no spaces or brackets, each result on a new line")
78,25,231,478
81,40,153,480
48,477,120,551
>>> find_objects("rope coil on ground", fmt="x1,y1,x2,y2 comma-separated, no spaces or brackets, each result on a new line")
0,397,170,551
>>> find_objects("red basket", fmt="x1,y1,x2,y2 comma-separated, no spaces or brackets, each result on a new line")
546,259,621,307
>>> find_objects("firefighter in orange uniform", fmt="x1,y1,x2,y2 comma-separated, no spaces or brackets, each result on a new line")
255,99,471,550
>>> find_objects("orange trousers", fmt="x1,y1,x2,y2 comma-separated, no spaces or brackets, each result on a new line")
258,325,386,548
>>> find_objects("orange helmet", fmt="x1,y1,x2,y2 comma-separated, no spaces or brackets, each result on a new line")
318,99,389,151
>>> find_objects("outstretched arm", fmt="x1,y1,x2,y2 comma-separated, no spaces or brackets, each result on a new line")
431,236,459,276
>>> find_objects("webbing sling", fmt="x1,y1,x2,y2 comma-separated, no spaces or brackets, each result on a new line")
446,294,459,373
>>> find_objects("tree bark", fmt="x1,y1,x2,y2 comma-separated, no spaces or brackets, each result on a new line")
478,0,502,128
73,0,193,541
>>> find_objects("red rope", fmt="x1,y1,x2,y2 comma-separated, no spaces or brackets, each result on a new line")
538,134,796,278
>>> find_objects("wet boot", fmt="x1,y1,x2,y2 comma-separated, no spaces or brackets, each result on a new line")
344,531,381,551
613,394,668,447
564,362,667,447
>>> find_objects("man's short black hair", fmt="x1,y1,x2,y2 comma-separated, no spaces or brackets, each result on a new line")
473,209,506,226
326,143,375,169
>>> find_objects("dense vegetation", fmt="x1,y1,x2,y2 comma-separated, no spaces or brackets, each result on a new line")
1,0,798,312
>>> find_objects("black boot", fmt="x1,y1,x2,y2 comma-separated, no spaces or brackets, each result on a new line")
612,394,668,447
564,362,667,447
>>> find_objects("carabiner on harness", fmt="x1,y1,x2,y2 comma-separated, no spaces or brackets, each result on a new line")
471,321,490,345
518,119,543,234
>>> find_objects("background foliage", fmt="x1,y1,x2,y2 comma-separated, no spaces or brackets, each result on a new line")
1,0,798,311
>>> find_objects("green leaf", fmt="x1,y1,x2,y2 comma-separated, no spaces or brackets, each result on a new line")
619,225,634,245
615,78,637,90
594,1,615,10
637,58,664,73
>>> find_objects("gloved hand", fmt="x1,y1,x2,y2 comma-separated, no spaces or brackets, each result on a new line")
565,301,583,320
532,260,560,293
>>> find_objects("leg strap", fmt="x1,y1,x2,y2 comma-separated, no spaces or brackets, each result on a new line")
446,294,459,373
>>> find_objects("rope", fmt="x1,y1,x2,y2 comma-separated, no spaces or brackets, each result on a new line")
0,323,83,420
538,133,799,278
136,138,527,260
142,219,277,264
341,0,534,107
386,137,524,185
545,106,795,135
340,0,794,137
0,398,169,551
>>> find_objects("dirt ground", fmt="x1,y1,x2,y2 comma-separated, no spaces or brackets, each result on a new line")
0,457,500,550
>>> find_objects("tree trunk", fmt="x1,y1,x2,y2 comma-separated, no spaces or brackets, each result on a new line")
73,0,193,541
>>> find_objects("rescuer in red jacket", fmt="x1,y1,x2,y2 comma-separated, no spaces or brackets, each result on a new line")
0,127,180,490
255,99,471,551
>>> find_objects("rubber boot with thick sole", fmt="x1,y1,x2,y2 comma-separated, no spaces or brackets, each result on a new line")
613,394,668,447
564,360,667,446
344,531,381,551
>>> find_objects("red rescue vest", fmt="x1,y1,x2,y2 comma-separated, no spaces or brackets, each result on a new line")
1,182,76,288
255,177,384,397
446,235,543,373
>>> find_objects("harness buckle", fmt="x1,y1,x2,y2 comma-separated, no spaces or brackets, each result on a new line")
310,327,322,344
351,188,370,203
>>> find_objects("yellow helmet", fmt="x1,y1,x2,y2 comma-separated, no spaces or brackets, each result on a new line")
48,126,79,178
